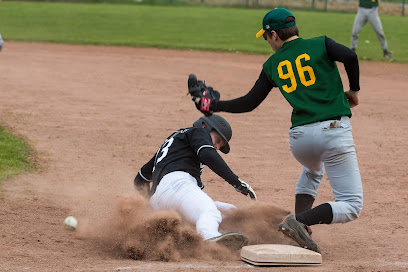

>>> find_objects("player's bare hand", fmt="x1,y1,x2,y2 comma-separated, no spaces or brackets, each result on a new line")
234,178,257,200
345,90,359,108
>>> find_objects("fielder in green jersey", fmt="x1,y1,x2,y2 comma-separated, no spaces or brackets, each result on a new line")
263,35,352,128
188,8,363,253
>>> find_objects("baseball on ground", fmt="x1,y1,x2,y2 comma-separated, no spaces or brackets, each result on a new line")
63,216,78,231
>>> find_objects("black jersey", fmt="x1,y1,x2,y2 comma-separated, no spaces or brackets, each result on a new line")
139,127,212,193
139,127,241,195
152,127,213,187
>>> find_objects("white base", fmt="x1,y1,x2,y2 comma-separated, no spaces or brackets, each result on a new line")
240,244,322,266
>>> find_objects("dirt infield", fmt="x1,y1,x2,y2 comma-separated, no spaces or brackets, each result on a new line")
0,42,407,271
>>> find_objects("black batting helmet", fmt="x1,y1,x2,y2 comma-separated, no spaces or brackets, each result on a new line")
193,114,232,154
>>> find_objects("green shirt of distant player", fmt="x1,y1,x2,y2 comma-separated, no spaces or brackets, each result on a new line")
263,36,351,128
359,0,378,7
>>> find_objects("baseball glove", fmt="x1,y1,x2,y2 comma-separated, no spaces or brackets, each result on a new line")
187,74,220,116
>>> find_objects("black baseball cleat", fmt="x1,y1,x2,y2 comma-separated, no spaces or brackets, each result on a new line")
279,214,321,253
383,50,393,59
208,232,248,250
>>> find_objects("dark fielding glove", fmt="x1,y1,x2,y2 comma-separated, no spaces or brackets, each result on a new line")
234,178,257,200
134,172,151,196
188,74,220,116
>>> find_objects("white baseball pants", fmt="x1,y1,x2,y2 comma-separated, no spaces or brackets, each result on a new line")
150,171,237,240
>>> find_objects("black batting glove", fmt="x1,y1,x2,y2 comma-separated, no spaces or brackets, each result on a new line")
234,178,257,200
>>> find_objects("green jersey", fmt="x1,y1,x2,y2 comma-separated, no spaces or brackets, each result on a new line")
263,36,351,128
359,0,378,8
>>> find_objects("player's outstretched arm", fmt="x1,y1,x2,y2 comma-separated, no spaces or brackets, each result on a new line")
199,147,256,200
187,72,273,115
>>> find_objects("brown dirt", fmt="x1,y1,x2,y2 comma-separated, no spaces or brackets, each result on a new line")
0,41,407,271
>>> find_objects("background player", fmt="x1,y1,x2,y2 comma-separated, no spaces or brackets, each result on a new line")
0,33,3,51
133,114,256,250
188,8,363,253
350,0,392,59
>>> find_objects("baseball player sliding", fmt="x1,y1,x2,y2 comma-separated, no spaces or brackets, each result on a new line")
134,114,256,250
188,8,363,253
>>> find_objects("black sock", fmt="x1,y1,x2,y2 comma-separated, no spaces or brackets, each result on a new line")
295,203,333,226
295,194,315,214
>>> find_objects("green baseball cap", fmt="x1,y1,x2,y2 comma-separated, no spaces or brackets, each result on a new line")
256,8,296,38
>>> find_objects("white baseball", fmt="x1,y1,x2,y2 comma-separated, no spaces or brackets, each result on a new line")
64,216,78,231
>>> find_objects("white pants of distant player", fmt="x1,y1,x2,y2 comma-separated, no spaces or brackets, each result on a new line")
150,171,235,240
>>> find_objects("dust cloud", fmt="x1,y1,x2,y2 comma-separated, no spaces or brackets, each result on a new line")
220,202,290,245
78,195,290,261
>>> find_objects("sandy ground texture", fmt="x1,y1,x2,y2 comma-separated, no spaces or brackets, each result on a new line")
0,42,407,271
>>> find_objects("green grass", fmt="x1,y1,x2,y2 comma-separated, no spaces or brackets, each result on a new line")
0,2,407,61
0,126,33,196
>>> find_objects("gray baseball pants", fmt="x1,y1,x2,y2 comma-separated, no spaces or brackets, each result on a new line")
289,116,363,224
351,7,387,51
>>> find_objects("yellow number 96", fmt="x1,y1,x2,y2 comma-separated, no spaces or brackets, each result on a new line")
278,54,316,93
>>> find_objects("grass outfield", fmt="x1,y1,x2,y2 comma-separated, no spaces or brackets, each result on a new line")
0,2,407,61
0,127,33,197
